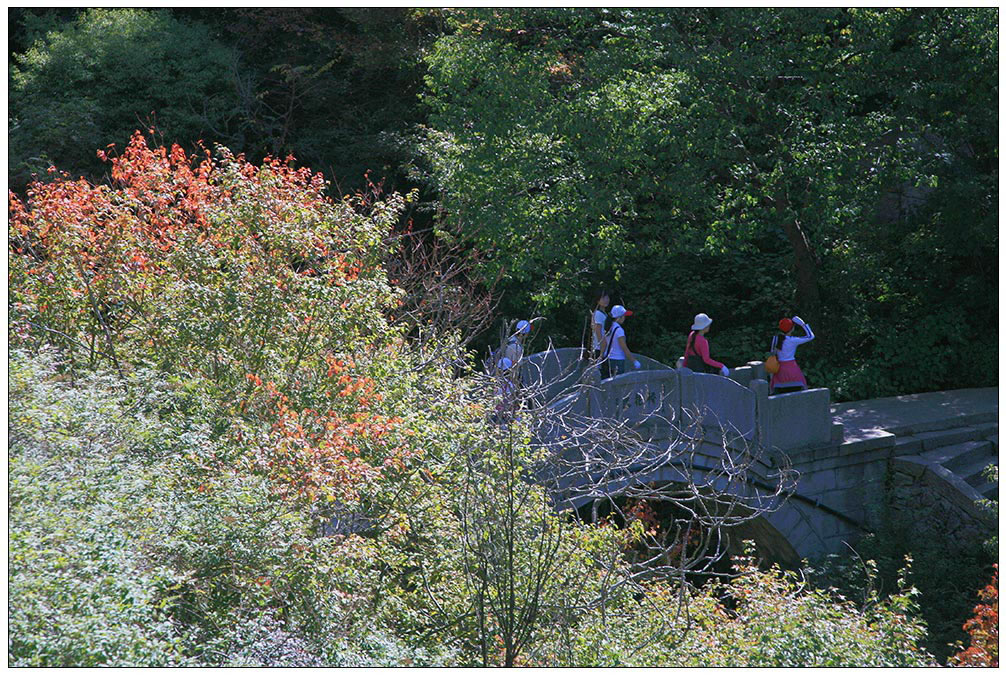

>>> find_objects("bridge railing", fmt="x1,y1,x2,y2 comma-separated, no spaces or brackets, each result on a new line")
529,348,833,452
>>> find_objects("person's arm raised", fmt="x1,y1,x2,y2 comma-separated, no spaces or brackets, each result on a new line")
791,316,815,343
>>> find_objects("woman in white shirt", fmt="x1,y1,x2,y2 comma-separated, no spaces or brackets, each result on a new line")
603,305,641,377
770,315,815,395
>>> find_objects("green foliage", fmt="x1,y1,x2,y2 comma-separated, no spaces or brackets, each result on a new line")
9,356,194,667
9,8,440,196
419,8,997,399
978,464,999,555
196,8,436,194
7,300,940,666
7,350,443,666
809,499,997,663
9,8,997,399
383,414,637,666
10,9,238,187
493,550,935,666
673,555,934,667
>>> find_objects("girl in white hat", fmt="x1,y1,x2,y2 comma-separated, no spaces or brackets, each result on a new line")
602,305,641,377
682,313,730,377
503,319,531,364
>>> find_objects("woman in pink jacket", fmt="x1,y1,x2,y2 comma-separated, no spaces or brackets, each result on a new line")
682,313,730,377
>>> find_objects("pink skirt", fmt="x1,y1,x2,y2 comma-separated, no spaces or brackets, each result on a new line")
770,359,807,390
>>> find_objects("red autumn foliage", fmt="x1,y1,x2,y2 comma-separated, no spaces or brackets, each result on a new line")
624,499,704,567
243,371,414,506
949,564,998,667
10,130,401,385
10,130,412,505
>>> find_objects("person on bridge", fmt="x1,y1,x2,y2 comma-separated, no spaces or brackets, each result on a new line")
769,315,815,395
586,288,611,361
504,319,531,365
602,305,641,377
492,356,518,424
683,313,730,377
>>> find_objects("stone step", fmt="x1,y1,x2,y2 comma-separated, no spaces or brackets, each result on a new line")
909,424,998,451
893,435,923,454
894,423,999,456
884,410,998,436
839,428,896,454
963,458,999,489
915,426,979,450
979,481,998,501
920,440,994,473
945,441,996,474
972,422,1000,439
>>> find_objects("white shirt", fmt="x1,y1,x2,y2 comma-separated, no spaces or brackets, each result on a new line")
777,323,815,361
591,309,607,350
504,337,524,364
607,323,627,360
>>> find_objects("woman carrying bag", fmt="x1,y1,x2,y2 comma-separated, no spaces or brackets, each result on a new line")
769,316,815,395
682,313,730,377
602,305,641,377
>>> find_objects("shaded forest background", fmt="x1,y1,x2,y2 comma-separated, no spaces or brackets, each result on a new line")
9,7,997,402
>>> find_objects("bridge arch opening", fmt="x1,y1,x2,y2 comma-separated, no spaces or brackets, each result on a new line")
573,487,801,577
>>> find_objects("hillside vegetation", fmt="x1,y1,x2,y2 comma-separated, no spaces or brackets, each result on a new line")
8,7,997,667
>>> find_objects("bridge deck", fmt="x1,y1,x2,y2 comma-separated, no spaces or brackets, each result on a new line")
832,387,998,444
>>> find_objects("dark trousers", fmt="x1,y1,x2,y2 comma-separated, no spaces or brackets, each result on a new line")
587,354,619,380
608,359,626,377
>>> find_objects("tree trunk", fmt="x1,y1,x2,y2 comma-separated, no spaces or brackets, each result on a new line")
774,194,821,315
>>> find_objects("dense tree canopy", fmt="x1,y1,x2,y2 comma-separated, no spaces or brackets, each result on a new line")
418,7,997,400
9,9,238,186
9,8,436,196
10,8,996,400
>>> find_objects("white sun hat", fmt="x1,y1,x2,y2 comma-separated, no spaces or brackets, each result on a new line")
691,313,713,331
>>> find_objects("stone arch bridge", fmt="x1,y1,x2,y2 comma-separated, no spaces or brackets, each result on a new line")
523,348,998,564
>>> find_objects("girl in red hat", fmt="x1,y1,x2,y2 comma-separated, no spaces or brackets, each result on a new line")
770,316,815,394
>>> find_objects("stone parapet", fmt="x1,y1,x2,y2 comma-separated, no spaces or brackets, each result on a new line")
537,349,837,454
531,348,996,562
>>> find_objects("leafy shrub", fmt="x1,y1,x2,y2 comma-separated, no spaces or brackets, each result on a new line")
8,330,940,666
8,350,419,666
9,351,194,666
7,133,475,665
514,551,935,667
682,555,934,667
808,503,996,664
10,131,405,402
